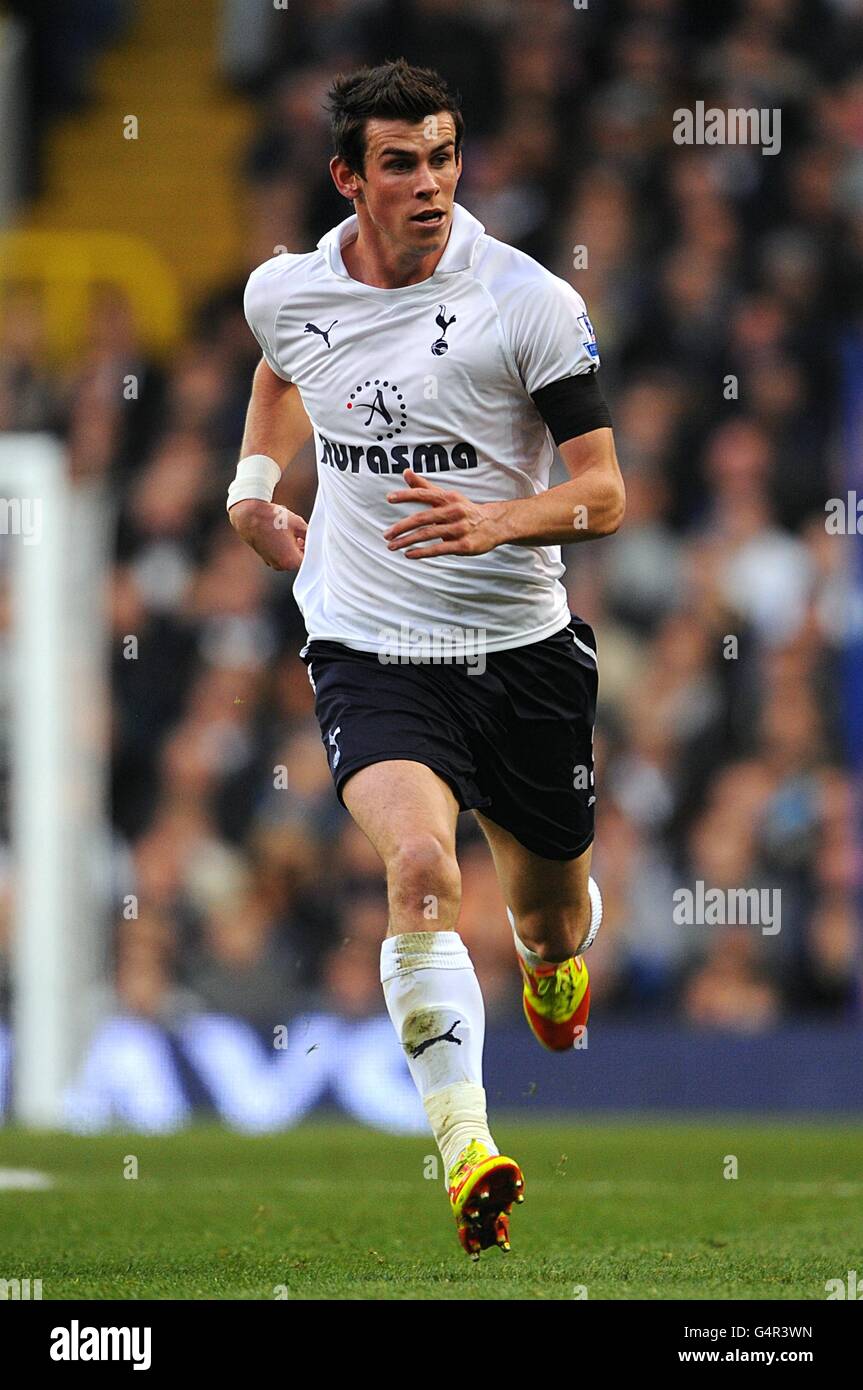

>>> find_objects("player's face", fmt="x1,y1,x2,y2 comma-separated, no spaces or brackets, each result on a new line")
346,113,461,258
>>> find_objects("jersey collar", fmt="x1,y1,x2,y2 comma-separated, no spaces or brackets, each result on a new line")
318,202,486,286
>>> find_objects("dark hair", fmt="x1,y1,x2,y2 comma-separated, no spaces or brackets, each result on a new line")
326,59,464,178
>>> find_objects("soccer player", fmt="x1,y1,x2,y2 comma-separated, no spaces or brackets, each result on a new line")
228,60,624,1259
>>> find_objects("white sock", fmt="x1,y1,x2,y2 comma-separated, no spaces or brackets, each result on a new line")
508,877,603,966
381,931,497,1179
582,877,603,952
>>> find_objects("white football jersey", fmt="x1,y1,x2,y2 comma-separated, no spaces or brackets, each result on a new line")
244,202,601,655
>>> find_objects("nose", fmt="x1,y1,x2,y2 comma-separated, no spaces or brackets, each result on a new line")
414,162,441,198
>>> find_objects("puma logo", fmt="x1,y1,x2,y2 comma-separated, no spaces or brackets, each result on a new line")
408,1019,462,1058
304,319,338,348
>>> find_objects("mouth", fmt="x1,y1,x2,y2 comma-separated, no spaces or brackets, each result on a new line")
411,209,447,227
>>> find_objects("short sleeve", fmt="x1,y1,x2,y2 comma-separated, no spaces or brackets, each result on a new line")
243,261,292,382
508,274,600,396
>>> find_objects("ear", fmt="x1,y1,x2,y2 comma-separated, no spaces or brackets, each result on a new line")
329,154,363,203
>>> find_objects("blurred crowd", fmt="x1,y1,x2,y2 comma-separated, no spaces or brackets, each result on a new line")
5,0,134,200
1,0,862,1036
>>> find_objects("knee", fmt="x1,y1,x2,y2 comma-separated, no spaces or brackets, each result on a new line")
516,900,590,961
387,834,460,908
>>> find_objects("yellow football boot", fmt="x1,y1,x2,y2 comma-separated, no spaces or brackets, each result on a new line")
447,1139,525,1261
519,953,591,1051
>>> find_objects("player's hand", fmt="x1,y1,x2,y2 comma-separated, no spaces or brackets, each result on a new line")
229,499,307,571
383,469,508,558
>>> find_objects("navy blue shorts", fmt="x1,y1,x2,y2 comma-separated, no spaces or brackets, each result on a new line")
300,617,598,861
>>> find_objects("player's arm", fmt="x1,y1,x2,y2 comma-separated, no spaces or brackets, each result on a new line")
383,374,625,557
488,423,625,546
382,426,623,557
496,365,625,543
228,359,313,572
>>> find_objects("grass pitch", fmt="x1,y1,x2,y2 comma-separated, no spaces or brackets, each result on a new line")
0,1119,860,1300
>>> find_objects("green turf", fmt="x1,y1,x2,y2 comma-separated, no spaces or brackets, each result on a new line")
0,1119,860,1299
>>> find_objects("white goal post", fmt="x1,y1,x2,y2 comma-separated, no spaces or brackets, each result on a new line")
1,434,111,1126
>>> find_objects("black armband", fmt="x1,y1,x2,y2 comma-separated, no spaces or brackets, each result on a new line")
531,372,613,445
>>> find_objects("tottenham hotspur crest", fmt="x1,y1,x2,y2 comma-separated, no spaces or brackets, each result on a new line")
431,305,456,355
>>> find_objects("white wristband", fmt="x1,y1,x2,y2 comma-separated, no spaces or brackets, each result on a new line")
226,454,283,512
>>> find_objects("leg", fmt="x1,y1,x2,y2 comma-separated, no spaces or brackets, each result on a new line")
474,809,595,962
343,760,523,1247
341,759,461,936
475,810,601,1052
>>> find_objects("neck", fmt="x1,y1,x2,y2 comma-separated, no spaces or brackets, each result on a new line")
340,210,452,289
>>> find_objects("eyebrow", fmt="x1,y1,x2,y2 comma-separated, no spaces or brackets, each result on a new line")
378,140,455,160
